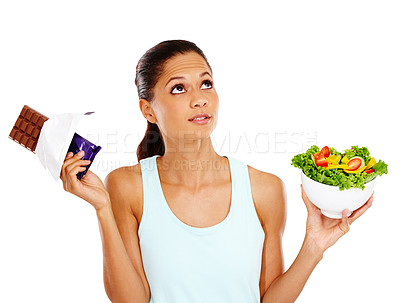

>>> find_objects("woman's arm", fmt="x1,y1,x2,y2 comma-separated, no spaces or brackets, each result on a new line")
60,152,149,303
260,234,323,303
97,204,149,303
101,168,150,303
250,169,373,303
256,174,322,303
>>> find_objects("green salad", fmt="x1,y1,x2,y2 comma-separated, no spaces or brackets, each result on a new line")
291,145,388,190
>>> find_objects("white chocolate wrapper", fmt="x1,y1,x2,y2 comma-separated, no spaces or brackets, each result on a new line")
35,111,94,181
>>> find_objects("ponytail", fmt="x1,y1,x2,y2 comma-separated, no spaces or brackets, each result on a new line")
136,121,165,162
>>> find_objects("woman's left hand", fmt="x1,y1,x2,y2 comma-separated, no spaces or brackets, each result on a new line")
300,184,374,253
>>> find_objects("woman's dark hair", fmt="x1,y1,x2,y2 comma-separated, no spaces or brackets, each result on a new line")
135,40,212,161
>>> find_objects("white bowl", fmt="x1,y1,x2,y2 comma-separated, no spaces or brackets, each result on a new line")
301,171,376,219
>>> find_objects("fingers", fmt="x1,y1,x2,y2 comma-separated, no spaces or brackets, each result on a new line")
60,151,91,191
348,194,374,225
61,151,85,179
68,162,88,177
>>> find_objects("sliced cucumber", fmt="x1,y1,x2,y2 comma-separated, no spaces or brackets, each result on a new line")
311,154,316,167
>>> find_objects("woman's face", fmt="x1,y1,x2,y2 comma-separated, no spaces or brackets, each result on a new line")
141,52,219,144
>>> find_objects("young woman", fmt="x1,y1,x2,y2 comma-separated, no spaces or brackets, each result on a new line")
60,40,374,303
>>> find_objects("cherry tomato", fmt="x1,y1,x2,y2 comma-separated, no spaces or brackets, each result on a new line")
314,152,324,160
347,158,362,171
320,146,331,158
315,156,328,167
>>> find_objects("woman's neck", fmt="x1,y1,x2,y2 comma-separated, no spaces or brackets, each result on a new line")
156,138,228,188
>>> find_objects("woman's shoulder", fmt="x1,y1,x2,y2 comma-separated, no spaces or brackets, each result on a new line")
247,164,284,188
105,163,142,189
104,163,144,222
246,163,286,229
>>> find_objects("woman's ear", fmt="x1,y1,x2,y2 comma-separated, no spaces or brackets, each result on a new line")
139,98,157,123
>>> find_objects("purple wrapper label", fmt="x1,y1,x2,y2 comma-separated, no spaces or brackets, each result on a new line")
67,132,101,180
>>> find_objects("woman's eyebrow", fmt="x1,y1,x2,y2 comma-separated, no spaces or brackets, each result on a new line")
165,71,212,87
165,76,185,87
200,71,212,78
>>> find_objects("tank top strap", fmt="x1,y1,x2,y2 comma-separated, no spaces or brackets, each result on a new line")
138,155,161,238
139,154,159,199
225,156,263,232
224,155,251,202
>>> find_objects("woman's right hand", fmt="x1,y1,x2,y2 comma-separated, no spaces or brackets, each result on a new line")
60,150,110,211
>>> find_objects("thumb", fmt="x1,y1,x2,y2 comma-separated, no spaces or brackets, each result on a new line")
337,209,351,235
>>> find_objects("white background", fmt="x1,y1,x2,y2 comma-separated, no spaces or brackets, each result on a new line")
1,1,399,302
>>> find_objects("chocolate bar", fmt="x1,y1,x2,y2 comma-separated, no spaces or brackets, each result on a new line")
9,105,102,180
9,105,48,153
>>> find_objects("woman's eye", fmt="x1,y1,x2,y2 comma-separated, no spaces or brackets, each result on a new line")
201,80,213,90
171,84,186,94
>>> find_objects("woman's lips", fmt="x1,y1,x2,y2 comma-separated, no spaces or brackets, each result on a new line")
189,116,211,124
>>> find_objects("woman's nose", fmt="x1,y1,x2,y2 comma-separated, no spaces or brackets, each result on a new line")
193,100,207,108
190,92,208,108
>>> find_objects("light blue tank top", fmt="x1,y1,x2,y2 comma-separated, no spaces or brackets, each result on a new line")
138,155,265,303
